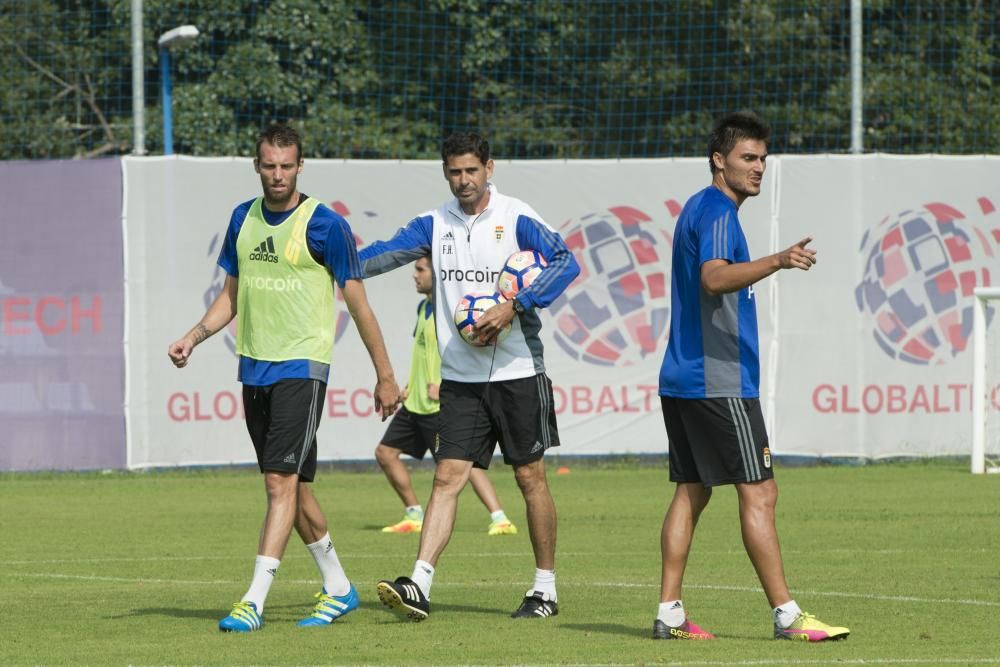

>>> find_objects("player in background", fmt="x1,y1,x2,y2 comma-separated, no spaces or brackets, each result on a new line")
360,132,580,621
168,123,400,633
654,111,849,641
377,254,518,537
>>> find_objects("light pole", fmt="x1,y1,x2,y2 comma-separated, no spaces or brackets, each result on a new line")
157,25,199,155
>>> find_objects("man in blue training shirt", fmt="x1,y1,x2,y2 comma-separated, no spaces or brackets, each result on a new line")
168,123,400,633
654,111,849,642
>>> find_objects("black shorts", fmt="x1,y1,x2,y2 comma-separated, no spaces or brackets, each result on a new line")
661,396,773,487
243,379,325,482
379,406,440,461
438,373,560,469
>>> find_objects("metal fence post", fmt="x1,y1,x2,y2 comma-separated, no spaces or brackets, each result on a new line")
850,0,863,154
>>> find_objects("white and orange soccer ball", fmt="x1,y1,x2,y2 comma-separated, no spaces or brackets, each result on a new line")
454,291,511,346
497,249,547,300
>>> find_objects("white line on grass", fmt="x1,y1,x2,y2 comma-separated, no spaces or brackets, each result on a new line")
3,546,985,566
10,572,1000,609
583,581,1000,609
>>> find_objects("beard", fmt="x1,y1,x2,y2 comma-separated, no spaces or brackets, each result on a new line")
264,184,294,205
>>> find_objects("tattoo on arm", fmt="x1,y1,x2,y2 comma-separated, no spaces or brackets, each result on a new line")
191,323,212,344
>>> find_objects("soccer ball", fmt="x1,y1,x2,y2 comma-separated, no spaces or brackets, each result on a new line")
454,291,511,346
497,249,547,300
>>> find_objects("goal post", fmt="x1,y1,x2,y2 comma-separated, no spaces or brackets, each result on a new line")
972,286,1000,474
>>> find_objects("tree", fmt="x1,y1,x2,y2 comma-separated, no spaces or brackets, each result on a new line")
1,0,997,159
0,0,131,159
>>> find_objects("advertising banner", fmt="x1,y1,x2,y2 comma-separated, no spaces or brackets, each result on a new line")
0,159,125,471
123,155,1000,468
777,156,1000,457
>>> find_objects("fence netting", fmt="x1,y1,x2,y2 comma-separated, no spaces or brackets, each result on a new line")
1,1,997,159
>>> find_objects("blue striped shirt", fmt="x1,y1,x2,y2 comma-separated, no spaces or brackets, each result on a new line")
659,186,760,398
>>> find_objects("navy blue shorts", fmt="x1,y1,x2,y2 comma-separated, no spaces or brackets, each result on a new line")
243,379,325,482
661,396,773,487
380,405,440,461
437,373,560,469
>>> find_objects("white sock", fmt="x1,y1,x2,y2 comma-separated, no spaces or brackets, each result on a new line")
411,560,435,599
490,509,508,522
532,568,557,600
242,555,280,613
658,600,685,626
774,600,802,628
306,533,351,597
405,505,424,520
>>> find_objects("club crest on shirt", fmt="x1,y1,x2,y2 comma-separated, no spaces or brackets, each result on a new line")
762,447,771,468
495,225,505,241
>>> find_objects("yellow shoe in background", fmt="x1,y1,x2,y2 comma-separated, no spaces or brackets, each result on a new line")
382,518,422,533
487,519,518,536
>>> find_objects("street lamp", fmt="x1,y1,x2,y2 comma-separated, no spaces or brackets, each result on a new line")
157,25,200,155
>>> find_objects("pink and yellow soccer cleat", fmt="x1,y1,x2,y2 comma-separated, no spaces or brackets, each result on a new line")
774,612,850,641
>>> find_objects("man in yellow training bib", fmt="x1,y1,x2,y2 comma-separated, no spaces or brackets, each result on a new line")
168,123,400,633
375,254,518,537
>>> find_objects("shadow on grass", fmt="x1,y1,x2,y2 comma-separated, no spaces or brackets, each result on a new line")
114,599,389,622
561,622,754,642
112,606,223,621
562,622,651,640
368,600,506,621
115,599,503,623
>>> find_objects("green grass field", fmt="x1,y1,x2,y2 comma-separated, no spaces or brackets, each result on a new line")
4,459,999,666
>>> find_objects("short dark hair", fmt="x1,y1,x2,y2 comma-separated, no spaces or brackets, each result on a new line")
256,123,302,161
708,111,770,174
441,132,490,165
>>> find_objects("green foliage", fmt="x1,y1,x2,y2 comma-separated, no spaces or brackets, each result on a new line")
864,1,999,153
1,0,998,159
0,0,131,158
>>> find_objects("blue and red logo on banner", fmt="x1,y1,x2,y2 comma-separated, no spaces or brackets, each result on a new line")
855,198,999,365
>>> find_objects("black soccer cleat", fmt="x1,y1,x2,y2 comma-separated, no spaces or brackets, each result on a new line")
376,576,429,622
511,589,558,618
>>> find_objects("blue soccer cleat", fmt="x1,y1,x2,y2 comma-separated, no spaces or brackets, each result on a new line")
218,600,263,633
297,584,359,627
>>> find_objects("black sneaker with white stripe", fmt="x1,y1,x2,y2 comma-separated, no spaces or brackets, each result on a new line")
511,590,558,618
376,576,429,622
